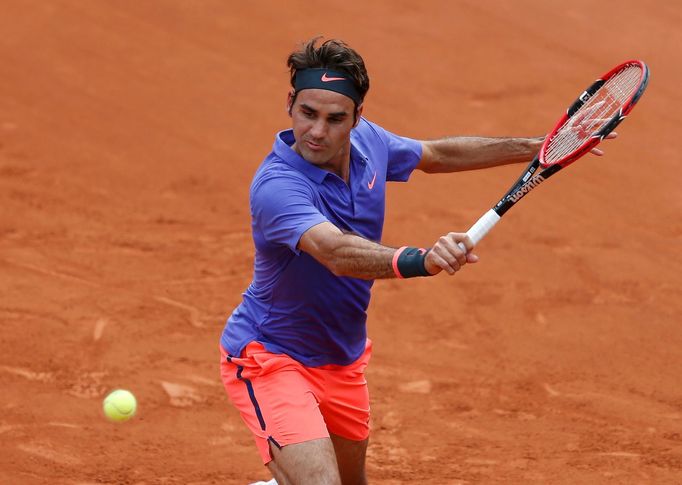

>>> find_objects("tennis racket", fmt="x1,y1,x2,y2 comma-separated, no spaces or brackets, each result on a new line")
459,59,650,250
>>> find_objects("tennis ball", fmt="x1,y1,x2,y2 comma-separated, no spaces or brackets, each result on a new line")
103,389,137,422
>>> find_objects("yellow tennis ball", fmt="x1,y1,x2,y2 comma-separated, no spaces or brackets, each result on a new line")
103,389,137,422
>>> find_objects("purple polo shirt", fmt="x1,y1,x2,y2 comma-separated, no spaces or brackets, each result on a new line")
221,118,422,366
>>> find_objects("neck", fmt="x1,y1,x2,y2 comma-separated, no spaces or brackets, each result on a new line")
320,146,351,182
292,140,352,183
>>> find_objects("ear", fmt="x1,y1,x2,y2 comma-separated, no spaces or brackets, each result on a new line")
353,104,364,127
286,90,295,116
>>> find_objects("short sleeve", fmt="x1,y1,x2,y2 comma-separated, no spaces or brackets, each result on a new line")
364,120,423,182
251,172,328,253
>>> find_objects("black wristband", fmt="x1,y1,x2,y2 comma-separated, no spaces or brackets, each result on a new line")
392,246,432,278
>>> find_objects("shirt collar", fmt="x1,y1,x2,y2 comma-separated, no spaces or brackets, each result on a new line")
273,129,368,184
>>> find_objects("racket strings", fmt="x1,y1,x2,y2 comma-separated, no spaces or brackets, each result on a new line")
544,65,643,164
547,67,640,161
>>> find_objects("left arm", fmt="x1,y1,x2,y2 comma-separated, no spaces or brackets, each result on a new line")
417,136,544,173
416,132,616,174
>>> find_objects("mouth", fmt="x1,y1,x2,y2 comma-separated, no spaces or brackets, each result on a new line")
305,140,325,151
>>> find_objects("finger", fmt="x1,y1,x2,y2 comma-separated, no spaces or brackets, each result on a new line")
429,251,457,275
462,234,475,253
450,232,474,254
605,131,618,139
454,247,468,266
423,255,443,276
438,235,466,266
431,245,461,274
590,147,605,156
445,238,468,266
466,253,479,264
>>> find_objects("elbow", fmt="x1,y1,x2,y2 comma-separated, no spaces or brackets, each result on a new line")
298,224,355,277
417,142,444,173
307,238,346,276
327,263,344,277
418,162,440,174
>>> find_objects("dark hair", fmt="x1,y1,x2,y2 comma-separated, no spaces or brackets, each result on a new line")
287,37,370,107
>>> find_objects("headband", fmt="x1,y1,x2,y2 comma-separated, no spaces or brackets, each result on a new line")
293,68,362,106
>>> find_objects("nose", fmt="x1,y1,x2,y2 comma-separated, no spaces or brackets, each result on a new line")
309,118,327,139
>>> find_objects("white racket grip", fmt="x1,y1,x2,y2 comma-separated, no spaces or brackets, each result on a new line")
457,209,501,251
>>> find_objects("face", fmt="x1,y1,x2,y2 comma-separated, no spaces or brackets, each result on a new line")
287,89,362,170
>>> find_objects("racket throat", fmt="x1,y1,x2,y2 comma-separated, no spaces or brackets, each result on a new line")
495,173,546,217
496,163,562,216
507,173,547,204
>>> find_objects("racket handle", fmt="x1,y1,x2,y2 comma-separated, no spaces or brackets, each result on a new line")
457,209,501,251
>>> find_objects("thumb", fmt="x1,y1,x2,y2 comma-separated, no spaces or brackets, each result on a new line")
466,253,479,264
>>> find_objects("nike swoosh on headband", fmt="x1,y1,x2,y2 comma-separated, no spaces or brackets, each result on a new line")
321,72,346,82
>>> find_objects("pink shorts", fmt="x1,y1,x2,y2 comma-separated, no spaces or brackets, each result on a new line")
219,340,372,464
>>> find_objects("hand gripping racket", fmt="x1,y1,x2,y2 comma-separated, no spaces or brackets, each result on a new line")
459,60,649,251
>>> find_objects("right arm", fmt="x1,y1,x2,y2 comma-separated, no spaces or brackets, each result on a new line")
298,221,479,280
254,171,477,280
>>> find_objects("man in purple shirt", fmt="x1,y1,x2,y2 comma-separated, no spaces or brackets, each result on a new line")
219,38,601,484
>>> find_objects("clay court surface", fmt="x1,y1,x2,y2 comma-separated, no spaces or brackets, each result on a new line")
1,1,681,483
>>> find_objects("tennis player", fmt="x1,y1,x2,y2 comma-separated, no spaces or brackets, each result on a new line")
219,37,609,485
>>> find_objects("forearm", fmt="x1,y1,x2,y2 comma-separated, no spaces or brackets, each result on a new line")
300,222,477,280
307,229,397,280
419,136,544,173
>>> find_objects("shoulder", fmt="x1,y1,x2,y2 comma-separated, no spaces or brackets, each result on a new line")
250,158,317,207
353,117,385,138
353,117,414,144
352,117,391,150
252,158,313,191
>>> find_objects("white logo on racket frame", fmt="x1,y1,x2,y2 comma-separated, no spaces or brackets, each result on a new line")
508,174,546,203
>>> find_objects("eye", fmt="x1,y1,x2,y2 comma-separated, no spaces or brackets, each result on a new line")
302,110,315,119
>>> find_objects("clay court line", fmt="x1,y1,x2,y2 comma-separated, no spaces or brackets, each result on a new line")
543,383,561,397
0,365,54,382
2,258,102,288
17,442,82,466
93,318,108,341
153,296,203,327
2,258,208,329
47,422,81,429
162,275,236,285
597,451,640,458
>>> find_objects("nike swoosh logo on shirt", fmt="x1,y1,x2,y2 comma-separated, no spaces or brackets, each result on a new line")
321,72,346,82
367,171,377,190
